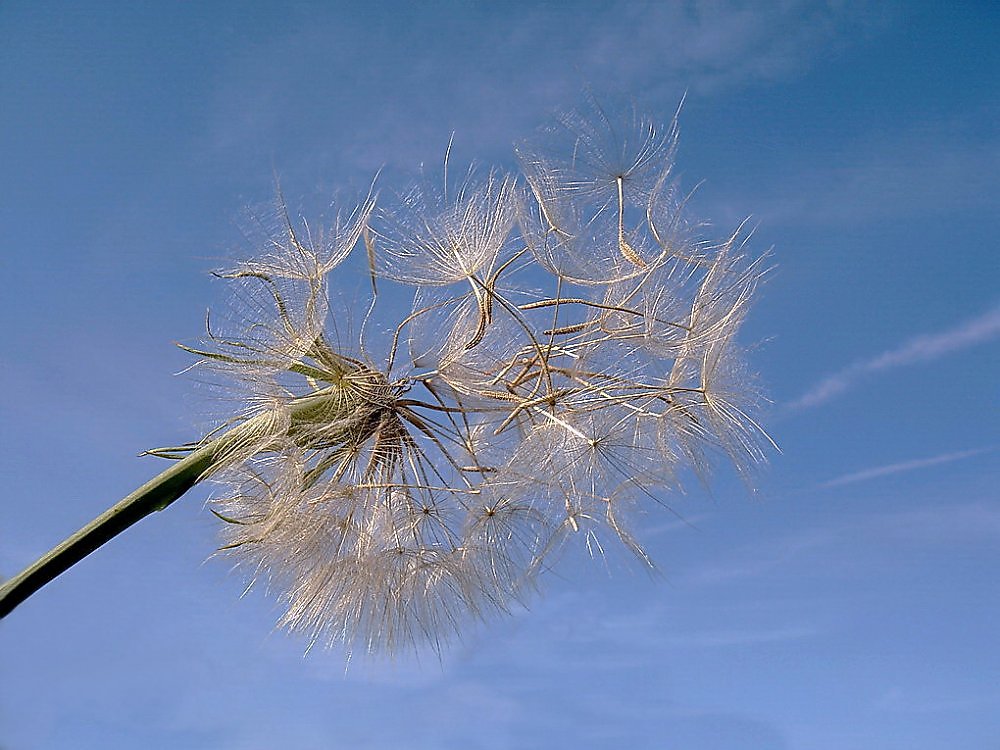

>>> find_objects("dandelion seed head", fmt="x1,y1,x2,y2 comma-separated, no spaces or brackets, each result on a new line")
190,96,774,657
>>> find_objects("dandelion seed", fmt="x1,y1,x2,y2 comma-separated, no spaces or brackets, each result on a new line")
516,93,681,284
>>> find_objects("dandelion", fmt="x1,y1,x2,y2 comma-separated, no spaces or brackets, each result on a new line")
0,96,774,656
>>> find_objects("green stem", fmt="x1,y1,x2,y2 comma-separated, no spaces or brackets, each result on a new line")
0,389,350,619
0,435,230,619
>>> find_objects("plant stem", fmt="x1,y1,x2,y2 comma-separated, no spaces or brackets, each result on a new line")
0,419,264,619
0,386,356,618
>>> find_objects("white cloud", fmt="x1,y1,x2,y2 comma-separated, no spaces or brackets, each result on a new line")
818,447,995,489
680,528,835,586
537,0,887,96
864,500,1000,545
197,0,889,179
787,303,1000,410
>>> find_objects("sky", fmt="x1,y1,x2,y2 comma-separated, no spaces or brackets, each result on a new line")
1,1,998,748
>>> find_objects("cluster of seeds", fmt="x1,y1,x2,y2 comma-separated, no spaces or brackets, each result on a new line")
183,97,773,654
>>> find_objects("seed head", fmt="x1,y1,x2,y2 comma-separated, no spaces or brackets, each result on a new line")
188,98,774,656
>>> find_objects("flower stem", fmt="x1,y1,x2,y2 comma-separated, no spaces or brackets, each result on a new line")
0,391,351,618
0,437,228,619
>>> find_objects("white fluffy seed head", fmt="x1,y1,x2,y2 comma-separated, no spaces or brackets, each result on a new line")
189,97,774,657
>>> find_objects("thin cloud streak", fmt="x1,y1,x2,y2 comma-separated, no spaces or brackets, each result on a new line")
818,446,995,489
788,303,1000,410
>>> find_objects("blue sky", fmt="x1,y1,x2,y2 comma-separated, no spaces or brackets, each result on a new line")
1,2,998,748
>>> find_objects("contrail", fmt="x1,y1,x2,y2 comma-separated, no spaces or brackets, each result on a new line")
788,303,1000,411
818,447,995,489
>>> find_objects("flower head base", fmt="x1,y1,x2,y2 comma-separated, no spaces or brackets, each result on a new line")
190,98,774,656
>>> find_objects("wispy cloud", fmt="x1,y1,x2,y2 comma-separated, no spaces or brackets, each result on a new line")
198,0,889,179
680,528,835,586
865,500,1000,544
787,303,1000,410
749,112,1000,228
818,446,996,489
875,685,1000,714
662,625,820,649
